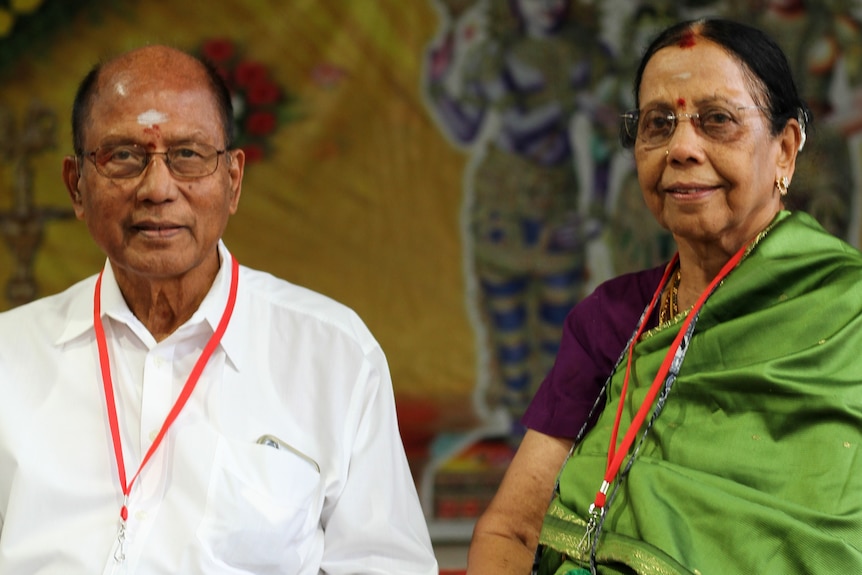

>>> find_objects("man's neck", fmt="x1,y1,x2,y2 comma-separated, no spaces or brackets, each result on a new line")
111,254,221,342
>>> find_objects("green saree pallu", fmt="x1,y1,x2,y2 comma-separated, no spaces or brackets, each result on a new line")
537,211,862,574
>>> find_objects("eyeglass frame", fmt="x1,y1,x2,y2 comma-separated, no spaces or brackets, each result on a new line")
619,105,769,149
77,142,229,180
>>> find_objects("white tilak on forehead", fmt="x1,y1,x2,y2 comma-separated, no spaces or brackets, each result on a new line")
672,72,692,80
137,109,169,126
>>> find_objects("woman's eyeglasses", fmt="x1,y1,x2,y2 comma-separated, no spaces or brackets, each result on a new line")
620,105,767,148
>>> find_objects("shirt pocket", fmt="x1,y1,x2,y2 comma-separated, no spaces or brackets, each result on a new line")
196,434,322,574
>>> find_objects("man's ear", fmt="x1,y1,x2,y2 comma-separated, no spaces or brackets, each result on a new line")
227,148,245,215
62,155,86,220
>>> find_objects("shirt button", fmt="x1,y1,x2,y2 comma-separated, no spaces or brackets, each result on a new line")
135,510,148,521
148,429,159,442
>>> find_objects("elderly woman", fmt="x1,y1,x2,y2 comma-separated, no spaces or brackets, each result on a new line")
467,18,862,575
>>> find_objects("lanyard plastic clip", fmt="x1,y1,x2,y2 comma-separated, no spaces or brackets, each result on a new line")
113,494,129,563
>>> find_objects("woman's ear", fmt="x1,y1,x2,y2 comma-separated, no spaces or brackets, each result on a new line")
774,117,803,186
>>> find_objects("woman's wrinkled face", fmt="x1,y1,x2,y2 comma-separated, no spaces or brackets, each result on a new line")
634,38,792,256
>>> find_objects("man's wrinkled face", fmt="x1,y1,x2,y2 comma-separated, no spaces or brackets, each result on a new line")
66,49,244,284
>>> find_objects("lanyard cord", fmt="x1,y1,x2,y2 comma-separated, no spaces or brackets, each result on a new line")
575,240,750,572
604,255,679,472
589,296,701,573
596,241,748,510
94,255,239,523
530,283,664,575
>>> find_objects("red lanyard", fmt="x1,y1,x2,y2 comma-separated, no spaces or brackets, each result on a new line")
93,255,239,525
592,242,749,512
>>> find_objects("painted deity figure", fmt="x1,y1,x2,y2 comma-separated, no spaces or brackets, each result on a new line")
752,0,862,243
424,0,617,429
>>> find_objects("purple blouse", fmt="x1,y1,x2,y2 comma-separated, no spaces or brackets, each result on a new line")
522,264,667,439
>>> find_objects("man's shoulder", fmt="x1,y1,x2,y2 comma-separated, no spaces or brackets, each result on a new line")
236,266,377,346
238,266,353,313
0,275,96,324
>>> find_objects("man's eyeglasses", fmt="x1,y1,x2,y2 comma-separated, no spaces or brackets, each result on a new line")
620,105,767,148
81,143,227,179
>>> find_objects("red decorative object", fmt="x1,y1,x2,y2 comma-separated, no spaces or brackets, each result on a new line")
234,60,268,88
245,111,276,136
246,81,280,106
200,38,234,64
198,38,299,163
241,143,265,164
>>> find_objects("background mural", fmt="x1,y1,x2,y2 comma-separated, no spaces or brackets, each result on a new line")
424,0,614,435
1,0,861,538
419,0,862,534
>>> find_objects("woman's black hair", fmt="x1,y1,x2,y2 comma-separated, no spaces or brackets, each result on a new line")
622,18,811,149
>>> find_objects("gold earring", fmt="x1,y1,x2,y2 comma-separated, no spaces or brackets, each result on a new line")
776,176,789,196
665,149,669,157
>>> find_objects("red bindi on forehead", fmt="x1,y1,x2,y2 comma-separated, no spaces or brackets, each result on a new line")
676,98,686,109
678,31,696,48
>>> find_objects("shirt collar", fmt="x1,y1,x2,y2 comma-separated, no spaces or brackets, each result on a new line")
55,241,244,371
201,240,244,371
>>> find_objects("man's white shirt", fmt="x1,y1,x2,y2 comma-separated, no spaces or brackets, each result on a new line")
0,241,437,574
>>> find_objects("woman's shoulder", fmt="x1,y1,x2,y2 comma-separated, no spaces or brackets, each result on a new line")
592,265,667,301
759,211,862,279
577,264,667,320
562,263,667,344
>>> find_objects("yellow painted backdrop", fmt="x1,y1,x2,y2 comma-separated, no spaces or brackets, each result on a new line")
0,2,477,419
3,1,862,440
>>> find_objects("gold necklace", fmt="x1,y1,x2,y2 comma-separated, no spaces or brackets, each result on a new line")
658,265,681,324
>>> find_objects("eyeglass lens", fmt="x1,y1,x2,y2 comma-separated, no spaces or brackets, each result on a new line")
622,106,760,147
90,144,223,178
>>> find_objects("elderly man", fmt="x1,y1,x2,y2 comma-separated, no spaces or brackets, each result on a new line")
0,45,437,574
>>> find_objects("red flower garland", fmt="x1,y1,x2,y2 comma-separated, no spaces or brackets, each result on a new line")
199,38,297,163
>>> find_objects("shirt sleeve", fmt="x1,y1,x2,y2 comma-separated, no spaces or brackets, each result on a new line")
318,344,438,575
522,265,666,439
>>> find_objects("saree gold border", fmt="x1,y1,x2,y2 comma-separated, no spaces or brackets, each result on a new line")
540,499,694,575
538,497,589,560
595,540,693,575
